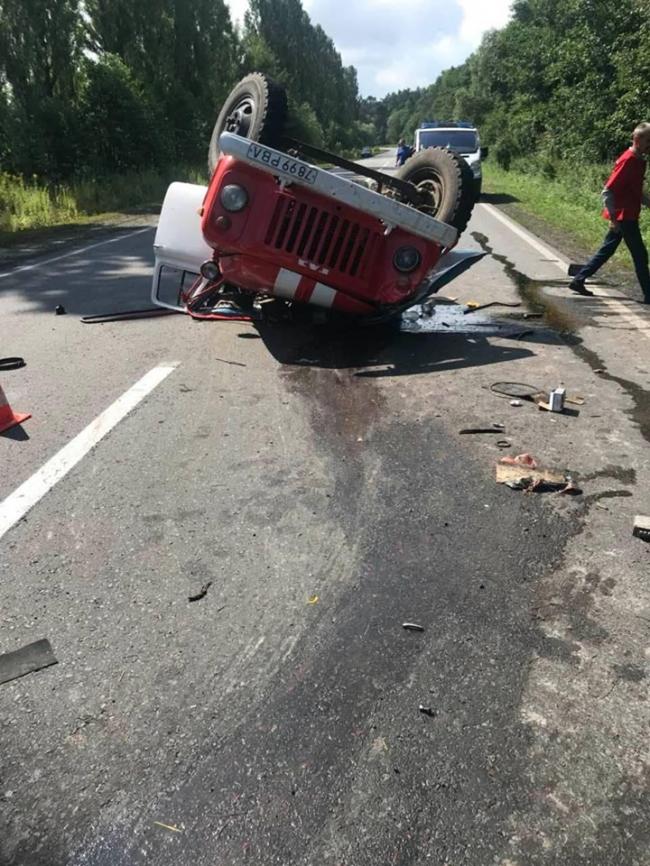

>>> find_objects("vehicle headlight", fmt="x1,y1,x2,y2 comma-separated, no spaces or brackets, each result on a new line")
200,260,220,281
393,246,421,273
220,184,249,212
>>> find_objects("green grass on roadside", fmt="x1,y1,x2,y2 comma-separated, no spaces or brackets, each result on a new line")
0,166,206,242
482,161,650,268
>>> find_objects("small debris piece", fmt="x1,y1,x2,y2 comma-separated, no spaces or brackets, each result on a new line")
548,387,566,412
463,300,521,314
188,580,212,603
402,622,425,632
418,705,436,717
0,357,26,371
594,369,606,375
0,639,58,685
55,304,66,315
307,595,320,605
81,308,177,323
559,481,582,496
566,394,585,406
153,822,183,833
459,424,505,434
496,439,511,449
633,515,650,542
510,400,523,407
500,453,537,469
214,357,247,367
496,462,569,492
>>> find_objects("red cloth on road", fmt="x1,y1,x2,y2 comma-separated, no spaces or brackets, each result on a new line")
602,148,646,220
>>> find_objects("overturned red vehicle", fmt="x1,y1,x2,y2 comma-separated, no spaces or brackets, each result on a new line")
152,74,483,322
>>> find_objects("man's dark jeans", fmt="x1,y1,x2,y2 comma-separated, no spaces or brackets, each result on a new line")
577,220,650,300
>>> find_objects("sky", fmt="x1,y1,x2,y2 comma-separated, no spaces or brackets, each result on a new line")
226,0,512,97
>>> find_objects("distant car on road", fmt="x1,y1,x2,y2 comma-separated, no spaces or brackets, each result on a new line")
360,146,372,159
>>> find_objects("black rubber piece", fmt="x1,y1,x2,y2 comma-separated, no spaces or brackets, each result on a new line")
0,639,58,685
395,147,476,235
208,73,288,176
0,357,26,371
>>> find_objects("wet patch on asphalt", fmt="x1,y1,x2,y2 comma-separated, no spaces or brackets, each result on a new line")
473,230,650,446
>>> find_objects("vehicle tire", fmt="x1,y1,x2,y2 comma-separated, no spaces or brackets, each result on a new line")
208,73,288,176
396,147,475,235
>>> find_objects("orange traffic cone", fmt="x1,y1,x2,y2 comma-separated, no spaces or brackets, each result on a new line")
0,381,31,434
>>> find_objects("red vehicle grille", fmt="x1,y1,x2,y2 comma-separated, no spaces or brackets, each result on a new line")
264,197,379,279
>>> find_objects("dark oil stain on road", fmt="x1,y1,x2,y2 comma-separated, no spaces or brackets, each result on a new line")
473,231,650,445
120,408,582,866
565,337,650,445
471,230,586,335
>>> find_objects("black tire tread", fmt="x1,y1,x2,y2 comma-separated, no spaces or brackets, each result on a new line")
208,73,288,176
396,146,476,236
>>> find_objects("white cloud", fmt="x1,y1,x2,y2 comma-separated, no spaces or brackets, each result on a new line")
223,0,513,96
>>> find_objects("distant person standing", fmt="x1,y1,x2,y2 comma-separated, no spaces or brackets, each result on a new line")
396,139,412,167
569,122,650,304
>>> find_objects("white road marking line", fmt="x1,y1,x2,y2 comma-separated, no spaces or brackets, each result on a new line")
479,202,650,340
479,202,570,267
0,226,153,280
0,362,179,541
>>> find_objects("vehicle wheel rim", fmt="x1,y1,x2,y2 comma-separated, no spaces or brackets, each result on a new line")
225,96,255,137
415,175,443,216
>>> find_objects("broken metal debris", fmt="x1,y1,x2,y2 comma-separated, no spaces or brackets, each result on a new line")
153,822,183,833
0,357,26,371
418,705,436,717
214,357,247,367
496,439,512,449
491,381,541,400
188,580,213,603
510,400,523,407
633,515,650,542
459,424,505,434
402,622,425,632
463,300,522,315
307,595,320,605
0,639,58,685
81,308,178,324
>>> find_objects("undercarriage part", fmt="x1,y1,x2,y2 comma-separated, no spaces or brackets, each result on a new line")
281,136,421,207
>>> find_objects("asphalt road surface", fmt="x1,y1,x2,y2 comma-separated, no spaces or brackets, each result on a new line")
1,153,649,866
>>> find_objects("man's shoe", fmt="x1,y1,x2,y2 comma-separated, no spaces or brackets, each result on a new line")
569,279,594,296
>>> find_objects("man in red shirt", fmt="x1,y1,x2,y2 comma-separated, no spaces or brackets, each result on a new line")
570,123,650,304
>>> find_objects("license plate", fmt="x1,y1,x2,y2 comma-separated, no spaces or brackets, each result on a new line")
246,143,318,184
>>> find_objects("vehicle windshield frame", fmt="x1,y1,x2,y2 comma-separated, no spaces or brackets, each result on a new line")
418,130,478,152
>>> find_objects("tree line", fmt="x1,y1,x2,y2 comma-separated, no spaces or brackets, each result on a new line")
369,0,650,174
0,0,374,183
